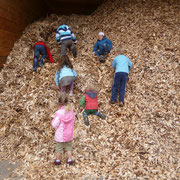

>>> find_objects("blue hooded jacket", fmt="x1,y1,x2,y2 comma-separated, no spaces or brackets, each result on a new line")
93,37,113,52
55,65,77,86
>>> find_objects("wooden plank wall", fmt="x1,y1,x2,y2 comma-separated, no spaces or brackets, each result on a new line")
0,0,47,68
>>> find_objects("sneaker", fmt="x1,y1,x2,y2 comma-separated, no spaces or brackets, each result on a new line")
67,160,75,166
119,101,124,107
99,55,106,63
109,100,117,104
32,68,37,72
97,112,106,119
69,92,73,96
54,160,61,165
84,116,89,126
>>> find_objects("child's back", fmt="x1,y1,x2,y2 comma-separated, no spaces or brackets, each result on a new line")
52,106,75,142
51,94,75,166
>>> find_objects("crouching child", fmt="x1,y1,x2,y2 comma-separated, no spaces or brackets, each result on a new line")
55,55,77,96
80,84,106,126
33,41,54,71
93,32,113,63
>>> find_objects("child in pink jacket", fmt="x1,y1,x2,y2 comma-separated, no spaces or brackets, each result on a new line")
51,93,75,165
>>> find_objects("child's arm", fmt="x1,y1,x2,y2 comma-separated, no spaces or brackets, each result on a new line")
56,31,61,45
128,58,133,71
80,95,86,107
112,58,116,69
93,41,99,52
51,115,61,129
72,69,77,77
69,27,77,44
107,39,113,50
55,71,59,86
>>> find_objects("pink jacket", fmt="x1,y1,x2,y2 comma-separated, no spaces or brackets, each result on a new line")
51,106,75,142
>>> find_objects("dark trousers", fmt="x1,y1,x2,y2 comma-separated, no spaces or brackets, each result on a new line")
110,72,128,103
60,39,77,57
95,43,111,58
33,45,47,69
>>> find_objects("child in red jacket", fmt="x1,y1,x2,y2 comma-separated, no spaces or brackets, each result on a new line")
33,41,54,71
80,84,106,126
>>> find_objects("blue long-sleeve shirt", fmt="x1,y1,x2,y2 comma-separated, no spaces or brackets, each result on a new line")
56,24,77,44
55,65,77,86
93,37,113,52
112,55,132,74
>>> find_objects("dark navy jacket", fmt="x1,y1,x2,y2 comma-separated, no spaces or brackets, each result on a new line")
93,37,113,52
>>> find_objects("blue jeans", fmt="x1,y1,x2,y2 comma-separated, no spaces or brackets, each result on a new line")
33,45,47,69
110,72,129,103
95,43,111,58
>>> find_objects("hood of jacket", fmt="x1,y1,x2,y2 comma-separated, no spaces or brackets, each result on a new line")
85,91,97,99
57,106,74,123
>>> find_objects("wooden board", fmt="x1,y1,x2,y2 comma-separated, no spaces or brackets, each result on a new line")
0,0,47,66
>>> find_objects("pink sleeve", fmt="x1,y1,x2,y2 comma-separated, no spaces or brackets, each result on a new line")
51,115,61,129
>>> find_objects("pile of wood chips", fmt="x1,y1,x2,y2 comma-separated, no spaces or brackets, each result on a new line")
0,0,179,179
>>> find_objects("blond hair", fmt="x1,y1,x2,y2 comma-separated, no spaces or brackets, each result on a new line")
116,47,124,54
58,93,71,112
85,83,98,92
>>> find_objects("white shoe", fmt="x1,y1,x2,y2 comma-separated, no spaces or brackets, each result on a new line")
69,92,73,96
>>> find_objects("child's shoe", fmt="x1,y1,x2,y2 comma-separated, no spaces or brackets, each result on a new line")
32,68,37,72
69,91,73,96
109,100,117,104
119,101,124,107
99,55,106,63
96,112,106,119
54,159,61,165
84,116,89,126
67,159,75,166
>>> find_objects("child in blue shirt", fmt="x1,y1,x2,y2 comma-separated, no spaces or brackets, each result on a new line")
93,32,113,63
110,48,132,106
55,55,77,96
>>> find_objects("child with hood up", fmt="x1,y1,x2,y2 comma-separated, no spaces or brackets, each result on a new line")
51,93,75,165
80,84,106,126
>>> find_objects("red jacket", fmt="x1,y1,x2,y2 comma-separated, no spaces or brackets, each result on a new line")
33,42,54,63
85,91,98,110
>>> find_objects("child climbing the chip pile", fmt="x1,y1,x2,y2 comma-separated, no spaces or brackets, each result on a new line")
80,84,106,126
110,48,132,106
32,41,54,71
93,32,113,63
51,93,75,165
56,24,77,57
55,55,77,96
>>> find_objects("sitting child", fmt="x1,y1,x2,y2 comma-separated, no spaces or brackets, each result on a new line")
51,93,75,165
33,41,54,71
93,32,113,63
55,55,77,96
80,84,106,126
